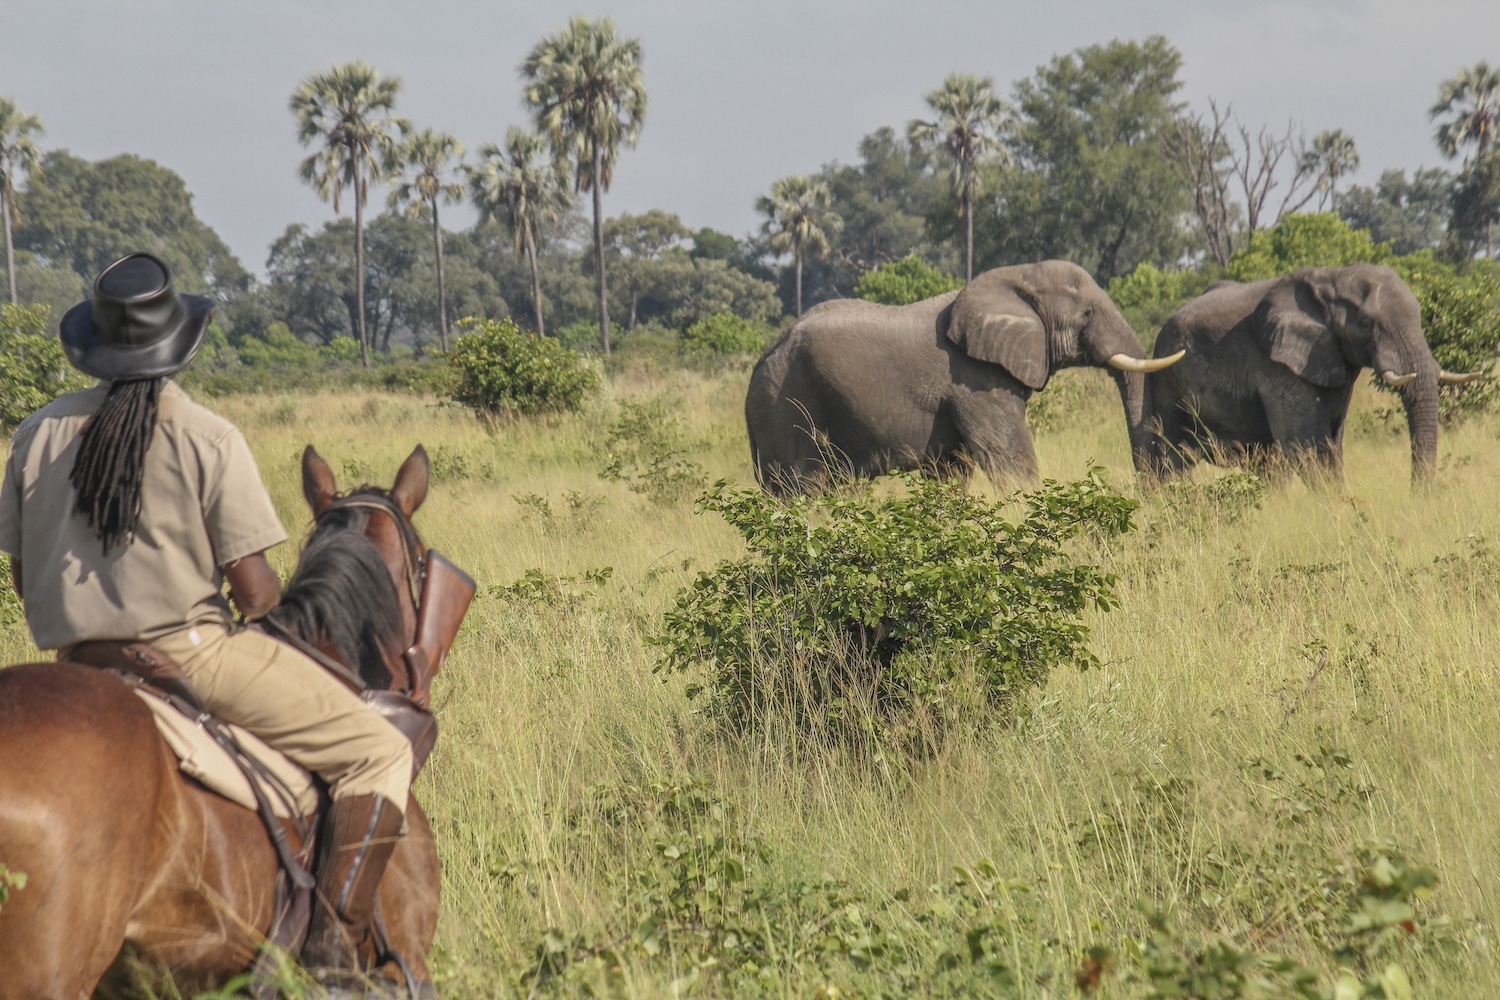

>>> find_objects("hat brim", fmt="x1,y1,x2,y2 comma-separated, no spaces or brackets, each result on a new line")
59,294,214,380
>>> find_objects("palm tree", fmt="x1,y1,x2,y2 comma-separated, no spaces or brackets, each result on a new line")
1432,62,1500,163
907,74,1006,282
290,61,408,366
0,96,44,306
1432,62,1500,257
756,175,842,318
389,128,465,351
522,16,647,355
467,127,573,337
1301,129,1360,212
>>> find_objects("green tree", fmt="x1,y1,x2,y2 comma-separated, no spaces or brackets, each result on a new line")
1339,168,1454,254
0,97,44,305
853,254,964,305
907,73,1006,281
757,175,841,318
797,127,949,307
389,128,464,351
1431,61,1500,164
467,127,573,338
1225,213,1389,283
604,209,689,330
979,36,1189,281
14,151,247,300
1431,61,1500,257
290,61,409,366
522,16,648,356
1302,129,1360,212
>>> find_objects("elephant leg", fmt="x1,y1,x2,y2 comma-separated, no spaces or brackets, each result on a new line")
950,390,1037,488
1261,384,1342,486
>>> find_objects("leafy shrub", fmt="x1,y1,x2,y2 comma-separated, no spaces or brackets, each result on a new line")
853,254,964,305
1225,213,1391,283
598,398,705,503
1107,262,1223,344
652,471,1137,746
527,776,1044,997
0,304,91,430
490,566,613,611
679,313,772,355
446,316,599,417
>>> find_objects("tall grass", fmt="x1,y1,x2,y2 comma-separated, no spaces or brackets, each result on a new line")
5,365,1497,996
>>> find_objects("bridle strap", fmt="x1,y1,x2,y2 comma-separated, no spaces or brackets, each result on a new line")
318,494,426,611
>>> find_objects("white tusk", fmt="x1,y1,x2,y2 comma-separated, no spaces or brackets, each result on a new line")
1380,370,1417,388
1439,369,1485,385
1107,350,1185,374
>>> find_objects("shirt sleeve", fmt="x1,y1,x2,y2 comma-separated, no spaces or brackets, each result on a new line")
0,446,22,558
201,427,288,566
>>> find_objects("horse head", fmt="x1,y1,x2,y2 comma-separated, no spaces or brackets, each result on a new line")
270,445,435,695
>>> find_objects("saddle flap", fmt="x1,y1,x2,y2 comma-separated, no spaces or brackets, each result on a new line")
361,689,438,780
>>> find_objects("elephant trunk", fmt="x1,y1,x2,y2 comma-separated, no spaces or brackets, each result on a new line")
1399,374,1439,484
1372,329,1439,484
1085,310,1158,473
1107,367,1153,472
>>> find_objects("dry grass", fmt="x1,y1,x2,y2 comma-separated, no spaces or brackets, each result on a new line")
5,365,1498,997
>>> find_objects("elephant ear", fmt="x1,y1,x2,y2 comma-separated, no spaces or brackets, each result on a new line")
1257,276,1349,388
945,278,1049,390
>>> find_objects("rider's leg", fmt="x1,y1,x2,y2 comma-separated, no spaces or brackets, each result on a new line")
150,624,413,978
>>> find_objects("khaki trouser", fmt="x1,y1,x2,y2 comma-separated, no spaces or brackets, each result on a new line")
148,623,413,810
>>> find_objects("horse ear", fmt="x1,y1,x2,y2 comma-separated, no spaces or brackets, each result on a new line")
301,446,338,515
391,445,430,517
945,276,1050,390
1258,275,1349,388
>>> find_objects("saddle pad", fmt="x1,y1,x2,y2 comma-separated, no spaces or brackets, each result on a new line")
133,688,319,819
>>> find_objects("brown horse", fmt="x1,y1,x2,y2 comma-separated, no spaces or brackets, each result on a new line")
0,446,443,999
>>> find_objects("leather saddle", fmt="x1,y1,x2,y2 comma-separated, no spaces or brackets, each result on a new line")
66,638,439,779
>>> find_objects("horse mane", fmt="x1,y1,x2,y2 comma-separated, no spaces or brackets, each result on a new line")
263,488,404,689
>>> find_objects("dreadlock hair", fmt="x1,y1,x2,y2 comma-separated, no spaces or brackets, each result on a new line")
70,377,164,553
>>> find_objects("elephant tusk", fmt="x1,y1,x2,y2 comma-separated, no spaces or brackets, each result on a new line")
1107,350,1185,374
1439,369,1485,384
1380,370,1418,388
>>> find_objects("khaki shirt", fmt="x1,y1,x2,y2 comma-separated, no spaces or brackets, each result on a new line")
0,381,287,649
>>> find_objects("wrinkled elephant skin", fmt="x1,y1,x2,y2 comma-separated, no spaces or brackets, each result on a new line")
745,260,1173,495
1144,264,1449,485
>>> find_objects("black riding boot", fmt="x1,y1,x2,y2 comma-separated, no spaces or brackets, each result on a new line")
302,793,405,995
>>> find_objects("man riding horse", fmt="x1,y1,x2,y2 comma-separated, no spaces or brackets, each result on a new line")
0,253,413,992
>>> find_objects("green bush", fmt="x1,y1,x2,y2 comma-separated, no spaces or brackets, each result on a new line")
1386,258,1500,417
0,304,91,430
1225,214,1390,283
652,470,1136,747
446,316,599,417
853,254,964,306
679,313,772,355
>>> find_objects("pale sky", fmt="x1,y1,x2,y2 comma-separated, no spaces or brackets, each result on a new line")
6,0,1499,275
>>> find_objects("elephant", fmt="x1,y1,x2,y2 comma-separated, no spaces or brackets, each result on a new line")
1141,263,1480,484
744,260,1184,495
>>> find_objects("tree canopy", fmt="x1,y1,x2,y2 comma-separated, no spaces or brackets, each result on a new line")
14,150,247,299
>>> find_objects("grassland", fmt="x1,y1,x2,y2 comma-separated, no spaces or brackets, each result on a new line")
4,364,1498,997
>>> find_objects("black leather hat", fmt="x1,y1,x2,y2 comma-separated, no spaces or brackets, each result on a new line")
59,252,214,380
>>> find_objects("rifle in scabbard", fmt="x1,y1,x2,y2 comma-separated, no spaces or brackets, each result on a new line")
403,551,476,709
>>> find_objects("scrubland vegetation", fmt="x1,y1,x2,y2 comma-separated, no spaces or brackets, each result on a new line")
0,358,1493,997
